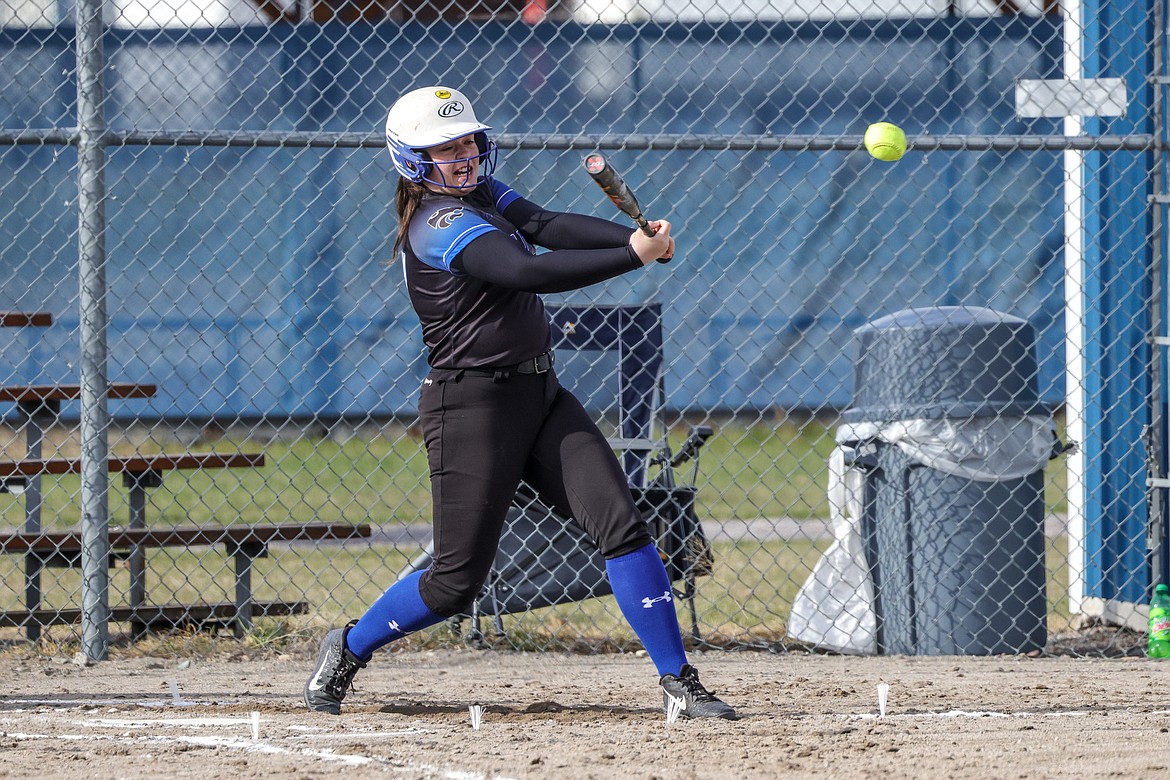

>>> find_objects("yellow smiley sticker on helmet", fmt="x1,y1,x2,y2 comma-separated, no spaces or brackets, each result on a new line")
435,89,451,99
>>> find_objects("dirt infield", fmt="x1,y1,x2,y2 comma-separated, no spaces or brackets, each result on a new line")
0,646,1166,779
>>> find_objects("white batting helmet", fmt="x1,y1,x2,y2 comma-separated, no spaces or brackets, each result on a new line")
385,86,496,184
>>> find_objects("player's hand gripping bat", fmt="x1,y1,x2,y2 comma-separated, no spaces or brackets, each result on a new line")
583,153,671,264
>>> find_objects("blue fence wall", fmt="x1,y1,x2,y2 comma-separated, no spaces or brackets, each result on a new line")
0,18,1064,419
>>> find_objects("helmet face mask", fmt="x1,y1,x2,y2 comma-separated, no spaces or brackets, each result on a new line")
385,87,497,187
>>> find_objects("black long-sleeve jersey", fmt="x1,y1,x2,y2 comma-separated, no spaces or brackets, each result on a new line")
402,177,642,369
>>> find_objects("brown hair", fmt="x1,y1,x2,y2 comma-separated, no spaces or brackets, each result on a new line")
393,177,429,255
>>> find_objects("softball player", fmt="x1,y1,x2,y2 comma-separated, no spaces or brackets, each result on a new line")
304,85,735,721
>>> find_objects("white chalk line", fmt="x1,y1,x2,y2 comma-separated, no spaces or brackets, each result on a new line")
848,708,1096,721
75,716,431,740
77,716,261,728
5,731,372,767
3,713,518,780
7,729,499,778
2,697,216,709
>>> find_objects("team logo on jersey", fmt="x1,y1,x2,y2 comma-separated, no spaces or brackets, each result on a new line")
427,207,464,229
437,100,464,118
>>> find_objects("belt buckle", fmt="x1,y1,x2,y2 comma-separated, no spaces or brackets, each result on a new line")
534,351,553,374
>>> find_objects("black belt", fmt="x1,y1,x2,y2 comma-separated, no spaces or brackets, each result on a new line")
511,350,555,374
455,351,555,378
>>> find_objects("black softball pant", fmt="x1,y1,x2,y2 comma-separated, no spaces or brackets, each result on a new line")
415,367,653,617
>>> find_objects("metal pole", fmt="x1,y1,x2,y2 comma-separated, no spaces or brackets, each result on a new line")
0,129,1158,152
1149,0,1169,591
22,403,46,643
76,0,111,661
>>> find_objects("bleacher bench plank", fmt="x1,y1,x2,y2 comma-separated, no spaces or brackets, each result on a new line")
0,522,370,636
0,312,52,327
0,383,157,404
0,600,308,630
0,522,373,556
0,452,265,480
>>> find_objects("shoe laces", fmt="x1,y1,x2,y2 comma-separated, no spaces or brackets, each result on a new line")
324,652,364,700
677,666,720,702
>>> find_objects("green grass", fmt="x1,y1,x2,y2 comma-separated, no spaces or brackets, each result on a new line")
0,432,433,530
0,412,1070,530
0,412,1075,650
0,415,847,530
684,415,839,520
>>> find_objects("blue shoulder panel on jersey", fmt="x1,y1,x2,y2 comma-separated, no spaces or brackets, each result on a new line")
487,178,521,213
409,200,498,274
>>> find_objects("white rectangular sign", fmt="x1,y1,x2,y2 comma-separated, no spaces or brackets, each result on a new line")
1015,78,1128,118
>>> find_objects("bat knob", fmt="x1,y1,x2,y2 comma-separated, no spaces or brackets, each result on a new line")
584,154,607,175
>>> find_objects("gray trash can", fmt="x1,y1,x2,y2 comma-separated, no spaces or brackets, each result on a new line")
841,306,1051,655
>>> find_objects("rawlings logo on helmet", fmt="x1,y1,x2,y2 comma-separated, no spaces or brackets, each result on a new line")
437,101,464,118
427,207,464,229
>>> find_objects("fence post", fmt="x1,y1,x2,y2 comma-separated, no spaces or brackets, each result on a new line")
76,0,111,662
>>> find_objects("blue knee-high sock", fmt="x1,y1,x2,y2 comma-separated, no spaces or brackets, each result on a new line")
606,543,688,678
345,570,444,662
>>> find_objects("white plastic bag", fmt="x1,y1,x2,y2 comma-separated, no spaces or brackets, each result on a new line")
882,415,1055,481
788,441,877,654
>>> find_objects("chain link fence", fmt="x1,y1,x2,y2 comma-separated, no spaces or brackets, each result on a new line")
0,0,1160,658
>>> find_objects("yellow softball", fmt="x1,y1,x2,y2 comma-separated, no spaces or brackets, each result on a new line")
864,122,907,162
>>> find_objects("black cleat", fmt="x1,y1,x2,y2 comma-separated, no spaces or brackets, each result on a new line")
304,621,366,715
659,664,737,720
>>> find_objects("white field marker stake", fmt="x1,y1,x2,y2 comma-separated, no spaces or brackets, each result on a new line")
665,694,683,725
250,711,261,740
468,704,484,731
877,683,889,719
168,680,182,706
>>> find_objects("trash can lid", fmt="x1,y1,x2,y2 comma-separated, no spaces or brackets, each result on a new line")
843,306,1047,422
860,306,1027,332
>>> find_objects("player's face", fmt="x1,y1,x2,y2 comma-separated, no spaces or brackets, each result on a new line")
424,135,482,195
